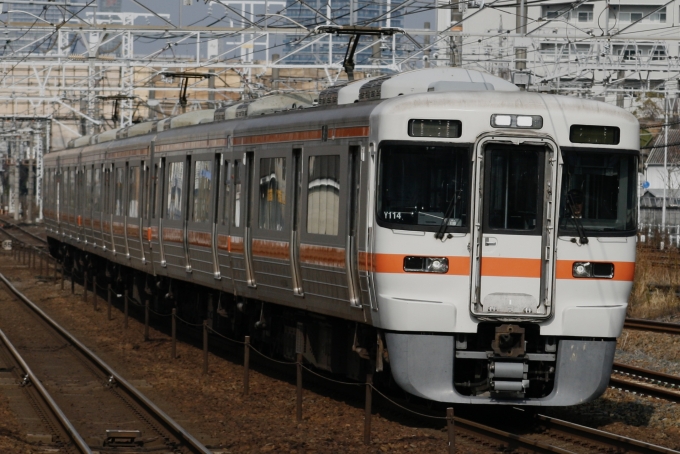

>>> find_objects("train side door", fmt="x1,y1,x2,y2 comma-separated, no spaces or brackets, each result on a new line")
229,151,256,290
162,155,190,275
126,159,143,262
249,148,294,295
111,162,127,256
92,164,103,249
103,162,115,254
186,152,220,284
152,156,167,272
215,152,234,292
470,139,558,318
296,145,352,305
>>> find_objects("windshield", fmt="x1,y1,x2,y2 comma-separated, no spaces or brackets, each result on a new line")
559,150,637,234
377,143,469,231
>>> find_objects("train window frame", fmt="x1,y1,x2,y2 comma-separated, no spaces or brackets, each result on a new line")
233,158,242,228
306,154,341,236
93,165,102,213
78,166,85,215
85,166,93,214
221,157,231,226
481,144,547,236
299,144,348,243
190,154,215,224
375,140,473,234
113,164,125,217
70,167,76,212
558,146,638,237
257,154,288,232
154,157,165,220
127,163,142,218
165,158,186,222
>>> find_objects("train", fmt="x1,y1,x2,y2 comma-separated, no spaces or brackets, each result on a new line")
43,67,639,405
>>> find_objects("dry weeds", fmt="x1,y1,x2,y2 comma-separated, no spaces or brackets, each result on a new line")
628,242,680,319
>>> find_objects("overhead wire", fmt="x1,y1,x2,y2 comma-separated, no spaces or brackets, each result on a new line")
1,0,677,123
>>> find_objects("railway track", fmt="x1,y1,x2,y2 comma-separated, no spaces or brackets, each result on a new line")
611,362,680,403
624,318,680,335
0,327,91,453
446,409,679,454
0,216,47,246
529,412,678,454
0,272,210,454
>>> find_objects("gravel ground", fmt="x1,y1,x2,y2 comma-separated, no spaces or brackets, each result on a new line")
0,258,679,453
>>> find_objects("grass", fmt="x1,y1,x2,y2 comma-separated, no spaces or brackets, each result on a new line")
628,242,680,319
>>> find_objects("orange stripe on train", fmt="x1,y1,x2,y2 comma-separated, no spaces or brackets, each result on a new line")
252,239,290,260
300,244,345,268
233,126,369,146
188,230,212,248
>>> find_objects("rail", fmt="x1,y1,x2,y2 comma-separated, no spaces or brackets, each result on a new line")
0,218,47,245
0,272,212,454
624,318,680,335
610,362,680,403
0,328,92,453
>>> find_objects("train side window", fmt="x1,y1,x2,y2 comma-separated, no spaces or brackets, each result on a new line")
151,163,158,219
85,167,93,213
78,169,85,213
104,166,111,214
62,170,65,213
69,168,75,211
259,157,286,230
192,160,212,223
93,167,101,212
233,160,241,227
166,161,184,221
222,160,231,225
307,155,340,235
114,167,125,216
64,169,68,211
128,166,141,217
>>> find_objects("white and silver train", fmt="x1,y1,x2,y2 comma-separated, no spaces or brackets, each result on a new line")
44,68,638,405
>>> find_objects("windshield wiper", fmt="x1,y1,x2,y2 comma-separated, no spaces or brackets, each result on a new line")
435,194,458,240
566,194,589,245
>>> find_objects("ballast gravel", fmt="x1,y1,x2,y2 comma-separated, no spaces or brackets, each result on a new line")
0,258,678,453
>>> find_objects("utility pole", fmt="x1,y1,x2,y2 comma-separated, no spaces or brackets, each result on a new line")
662,90,668,242
451,2,462,66
27,132,34,224
13,138,20,221
513,0,529,89
424,22,431,68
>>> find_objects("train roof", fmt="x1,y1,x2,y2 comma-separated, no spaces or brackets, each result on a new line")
319,67,518,106
52,68,638,159
371,89,639,150
62,68,519,151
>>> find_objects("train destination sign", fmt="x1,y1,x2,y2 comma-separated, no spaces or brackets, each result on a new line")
570,125,620,145
408,119,462,138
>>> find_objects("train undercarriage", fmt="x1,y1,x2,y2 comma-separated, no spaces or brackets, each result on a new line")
50,238,613,405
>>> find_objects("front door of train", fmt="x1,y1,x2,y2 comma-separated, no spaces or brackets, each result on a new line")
470,138,559,319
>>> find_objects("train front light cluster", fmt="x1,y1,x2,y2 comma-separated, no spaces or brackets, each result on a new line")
572,262,615,279
403,256,449,273
491,114,543,129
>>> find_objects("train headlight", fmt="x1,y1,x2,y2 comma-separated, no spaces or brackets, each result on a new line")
491,114,543,129
572,262,615,279
493,115,512,126
403,256,449,273
573,262,592,277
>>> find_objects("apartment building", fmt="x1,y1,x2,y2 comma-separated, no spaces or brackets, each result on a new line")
431,0,678,99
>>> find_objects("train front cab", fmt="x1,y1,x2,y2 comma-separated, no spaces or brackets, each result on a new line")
371,94,638,405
